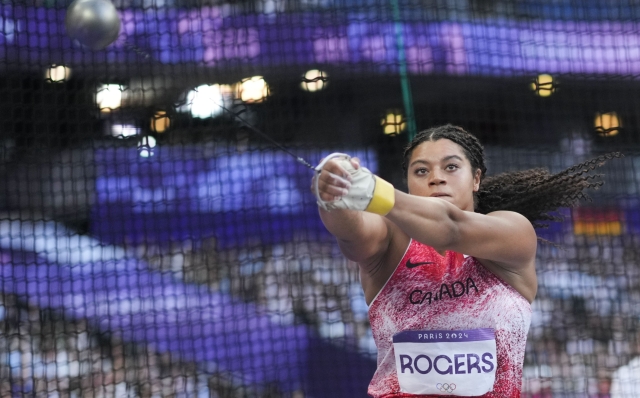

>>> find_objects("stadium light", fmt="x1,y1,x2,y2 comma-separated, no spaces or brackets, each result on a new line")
138,135,157,158
96,84,124,112
530,74,556,97
381,110,406,135
45,65,71,83
150,111,171,133
238,76,269,103
178,84,226,119
111,124,139,138
301,69,328,92
594,112,621,137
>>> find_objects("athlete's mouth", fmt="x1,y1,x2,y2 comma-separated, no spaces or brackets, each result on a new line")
430,193,450,197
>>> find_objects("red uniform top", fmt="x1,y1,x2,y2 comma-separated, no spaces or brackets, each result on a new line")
368,239,532,398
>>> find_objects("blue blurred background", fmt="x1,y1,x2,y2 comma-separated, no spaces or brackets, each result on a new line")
0,0,639,397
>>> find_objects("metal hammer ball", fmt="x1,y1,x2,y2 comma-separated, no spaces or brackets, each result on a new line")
65,0,121,50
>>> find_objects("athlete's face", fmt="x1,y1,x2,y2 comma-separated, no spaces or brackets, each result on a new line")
406,139,481,212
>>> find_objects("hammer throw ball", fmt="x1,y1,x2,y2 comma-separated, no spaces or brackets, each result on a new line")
65,0,121,50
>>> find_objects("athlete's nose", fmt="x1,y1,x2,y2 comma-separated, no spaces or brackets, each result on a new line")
428,169,446,186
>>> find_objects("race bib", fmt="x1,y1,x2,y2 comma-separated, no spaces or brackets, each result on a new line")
393,329,497,396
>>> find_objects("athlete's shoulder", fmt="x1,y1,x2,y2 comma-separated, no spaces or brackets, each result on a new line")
486,210,531,225
483,210,537,236
485,209,531,222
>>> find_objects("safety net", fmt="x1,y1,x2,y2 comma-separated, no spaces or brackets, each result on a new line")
0,0,639,396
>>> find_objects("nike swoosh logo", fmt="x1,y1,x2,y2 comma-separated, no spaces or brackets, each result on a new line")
406,259,436,269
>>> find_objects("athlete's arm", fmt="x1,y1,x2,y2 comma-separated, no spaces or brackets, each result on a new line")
388,194,537,301
314,156,536,301
314,158,394,269
386,191,537,270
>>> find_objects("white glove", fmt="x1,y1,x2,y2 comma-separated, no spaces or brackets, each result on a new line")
314,153,395,216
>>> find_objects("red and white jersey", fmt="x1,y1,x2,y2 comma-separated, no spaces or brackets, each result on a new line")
368,239,532,398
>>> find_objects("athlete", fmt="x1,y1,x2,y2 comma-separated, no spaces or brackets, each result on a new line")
312,125,619,397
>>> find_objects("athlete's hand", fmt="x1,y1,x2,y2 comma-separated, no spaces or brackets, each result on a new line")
311,156,360,203
311,153,395,216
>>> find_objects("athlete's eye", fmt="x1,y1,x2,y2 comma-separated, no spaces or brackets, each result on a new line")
414,168,428,175
445,164,459,171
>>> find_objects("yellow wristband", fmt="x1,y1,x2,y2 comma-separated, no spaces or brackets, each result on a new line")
365,176,395,216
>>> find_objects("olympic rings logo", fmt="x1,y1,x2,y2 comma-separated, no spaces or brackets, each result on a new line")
436,383,456,393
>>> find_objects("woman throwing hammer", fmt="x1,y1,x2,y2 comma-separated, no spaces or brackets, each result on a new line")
313,124,619,397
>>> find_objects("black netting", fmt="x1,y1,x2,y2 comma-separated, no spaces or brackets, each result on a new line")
0,0,639,397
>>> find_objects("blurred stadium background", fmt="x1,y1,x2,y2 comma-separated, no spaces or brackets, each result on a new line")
1,0,640,397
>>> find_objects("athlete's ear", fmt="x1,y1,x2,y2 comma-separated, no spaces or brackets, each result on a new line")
473,168,481,192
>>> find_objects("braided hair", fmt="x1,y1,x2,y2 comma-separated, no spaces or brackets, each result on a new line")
402,124,622,228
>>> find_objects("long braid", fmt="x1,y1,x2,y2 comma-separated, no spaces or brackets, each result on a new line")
402,124,622,228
